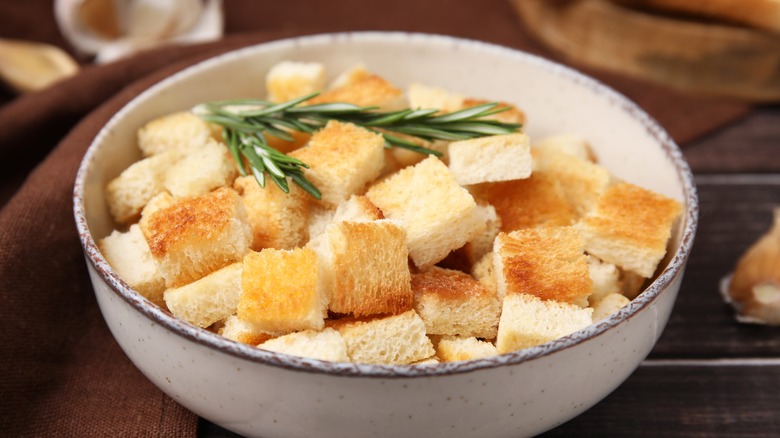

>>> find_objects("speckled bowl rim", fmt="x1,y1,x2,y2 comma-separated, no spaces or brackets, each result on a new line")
74,31,698,378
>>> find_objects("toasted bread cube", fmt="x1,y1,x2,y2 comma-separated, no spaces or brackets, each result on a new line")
449,133,532,186
535,152,611,217
532,134,595,163
331,195,383,223
290,121,385,207
258,328,349,362
163,140,238,198
436,336,498,362
411,357,440,365
366,156,484,269
587,256,622,306
465,203,502,265
591,293,631,321
164,263,242,328
494,227,592,305
238,248,326,333
476,172,576,232
234,175,309,250
577,182,683,278
138,191,174,237
99,224,166,307
220,315,278,345
305,204,336,243
386,133,446,169
146,187,251,288
334,310,435,365
407,83,464,113
412,267,500,339
265,61,326,103
472,251,498,296
106,151,180,224
138,111,215,157
496,293,593,353
308,73,406,110
316,220,412,316
328,64,371,89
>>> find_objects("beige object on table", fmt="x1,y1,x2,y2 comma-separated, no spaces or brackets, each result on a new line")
0,38,79,93
512,0,780,101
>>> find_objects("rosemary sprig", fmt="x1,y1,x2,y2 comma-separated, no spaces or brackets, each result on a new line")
194,92,521,199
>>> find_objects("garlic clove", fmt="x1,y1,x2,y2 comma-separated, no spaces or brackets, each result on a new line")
725,207,780,325
0,38,79,93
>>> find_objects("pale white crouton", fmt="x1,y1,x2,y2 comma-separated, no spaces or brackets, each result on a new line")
494,227,592,305
220,315,278,345
145,187,252,288
448,133,532,185
496,293,593,353
463,203,502,265
238,248,326,333
472,251,498,296
366,156,484,269
532,134,595,163
266,61,326,102
407,83,464,112
258,328,350,362
332,310,435,365
331,195,383,223
316,220,411,316
291,120,385,207
587,256,622,306
106,151,179,224
577,182,683,278
164,263,242,328
234,175,309,250
436,336,498,362
591,293,631,321
99,224,166,307
163,139,238,198
138,111,214,157
305,204,336,243
412,267,500,339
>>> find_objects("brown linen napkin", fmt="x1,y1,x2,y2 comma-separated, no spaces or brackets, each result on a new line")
0,1,752,436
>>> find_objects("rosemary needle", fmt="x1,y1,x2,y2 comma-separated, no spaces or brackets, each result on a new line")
194,92,521,199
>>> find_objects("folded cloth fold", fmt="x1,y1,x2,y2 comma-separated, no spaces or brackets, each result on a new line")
0,3,752,435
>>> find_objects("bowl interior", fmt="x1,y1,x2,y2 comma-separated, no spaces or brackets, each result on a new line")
76,32,696,375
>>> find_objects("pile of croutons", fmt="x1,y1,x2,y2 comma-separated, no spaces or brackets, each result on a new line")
99,62,682,365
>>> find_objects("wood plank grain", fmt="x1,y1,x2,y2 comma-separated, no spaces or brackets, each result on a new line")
649,176,780,358
542,364,780,437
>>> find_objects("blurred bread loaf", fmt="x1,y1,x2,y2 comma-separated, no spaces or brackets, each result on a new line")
366,156,485,269
145,187,251,288
98,224,166,307
164,262,242,328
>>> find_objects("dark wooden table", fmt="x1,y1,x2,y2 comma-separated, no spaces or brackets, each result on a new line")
197,107,780,437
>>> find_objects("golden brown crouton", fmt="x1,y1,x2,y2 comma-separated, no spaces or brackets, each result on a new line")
234,175,309,250
290,120,385,207
308,73,406,110
238,248,326,333
145,187,251,288
494,227,592,305
315,220,412,316
412,267,500,339
577,182,683,278
534,151,612,217
366,156,485,269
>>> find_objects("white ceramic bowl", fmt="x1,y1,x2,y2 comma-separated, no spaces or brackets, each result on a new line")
74,32,698,438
